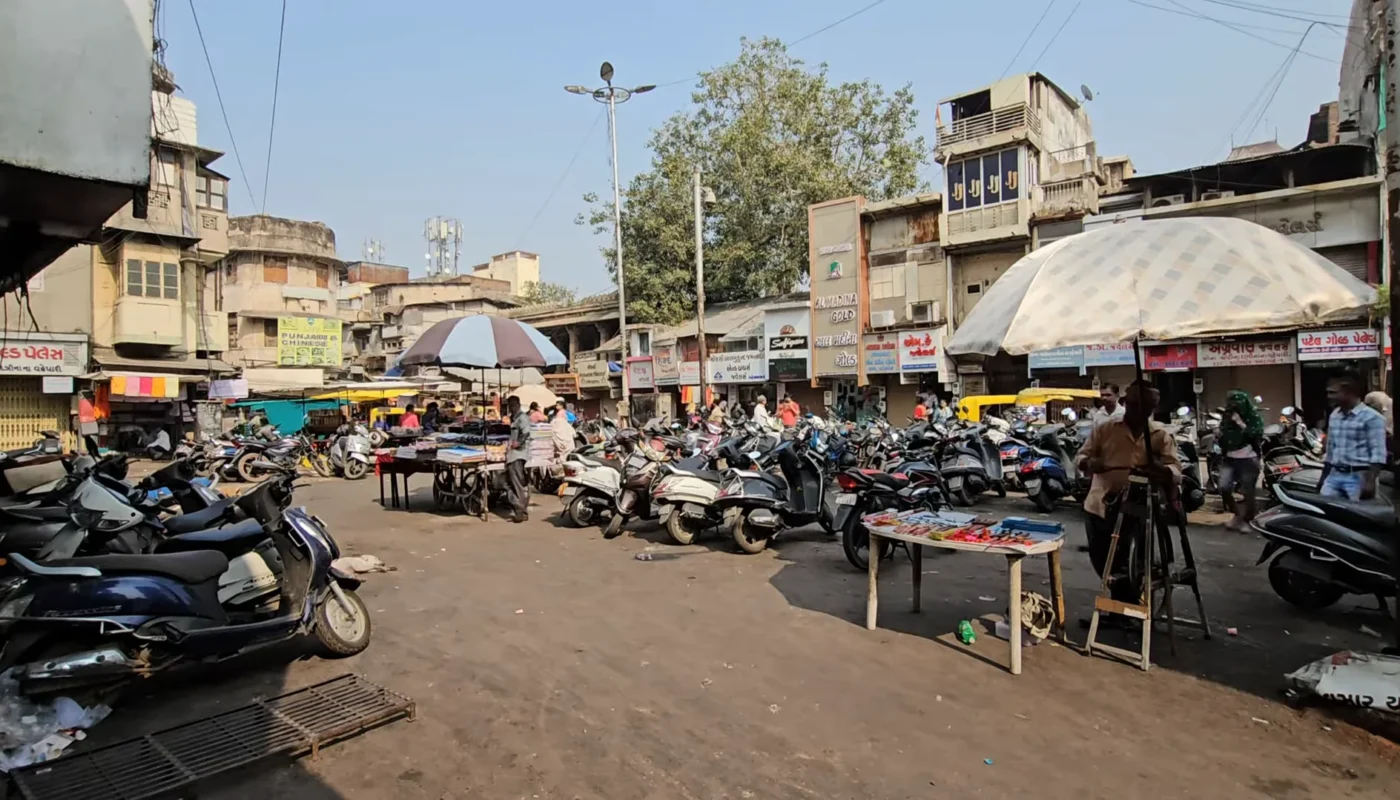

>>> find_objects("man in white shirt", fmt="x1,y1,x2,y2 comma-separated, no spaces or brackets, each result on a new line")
752,394,775,430
1092,384,1125,429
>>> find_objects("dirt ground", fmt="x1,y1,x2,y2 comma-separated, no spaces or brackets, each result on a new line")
78,476,1400,799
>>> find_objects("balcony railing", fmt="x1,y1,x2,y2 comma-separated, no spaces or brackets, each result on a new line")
1035,177,1099,219
937,103,1040,147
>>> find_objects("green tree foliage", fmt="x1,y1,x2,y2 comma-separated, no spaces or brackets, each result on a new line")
518,280,577,306
578,37,928,324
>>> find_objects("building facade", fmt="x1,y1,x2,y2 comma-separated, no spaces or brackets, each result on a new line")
470,250,540,296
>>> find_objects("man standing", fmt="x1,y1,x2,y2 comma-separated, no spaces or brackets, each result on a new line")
505,395,531,522
1092,384,1124,429
1077,380,1181,551
1319,370,1387,501
752,394,774,430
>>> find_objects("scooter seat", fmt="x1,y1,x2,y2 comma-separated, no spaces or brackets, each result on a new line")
162,499,235,534
157,519,267,556
1311,497,1398,532
671,468,724,483
49,550,230,584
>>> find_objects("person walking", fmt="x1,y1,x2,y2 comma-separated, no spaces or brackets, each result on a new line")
1092,384,1124,429
1217,390,1264,532
1319,370,1387,501
505,396,531,522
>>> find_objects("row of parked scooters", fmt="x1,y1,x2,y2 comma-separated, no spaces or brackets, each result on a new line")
178,422,375,483
0,434,370,698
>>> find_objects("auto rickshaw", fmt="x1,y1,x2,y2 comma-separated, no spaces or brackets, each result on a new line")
957,395,1018,423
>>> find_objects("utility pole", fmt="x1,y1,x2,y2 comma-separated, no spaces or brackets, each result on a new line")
1383,0,1399,651
694,165,709,406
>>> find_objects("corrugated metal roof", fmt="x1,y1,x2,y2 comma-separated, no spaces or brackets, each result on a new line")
655,294,808,342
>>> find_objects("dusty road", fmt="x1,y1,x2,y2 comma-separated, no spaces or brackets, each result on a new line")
87,478,1399,799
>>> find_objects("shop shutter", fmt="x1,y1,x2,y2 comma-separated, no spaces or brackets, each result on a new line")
1315,244,1370,283
0,377,73,450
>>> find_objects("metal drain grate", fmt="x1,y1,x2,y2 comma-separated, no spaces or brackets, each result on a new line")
9,673,415,800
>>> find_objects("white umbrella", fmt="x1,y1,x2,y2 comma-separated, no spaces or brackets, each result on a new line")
946,217,1378,356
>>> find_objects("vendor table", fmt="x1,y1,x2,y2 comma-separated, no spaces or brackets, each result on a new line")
866,527,1067,676
378,455,552,519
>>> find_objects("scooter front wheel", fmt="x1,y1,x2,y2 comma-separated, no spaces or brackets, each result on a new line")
732,513,770,554
315,586,372,657
1031,490,1057,514
311,453,333,478
343,459,368,480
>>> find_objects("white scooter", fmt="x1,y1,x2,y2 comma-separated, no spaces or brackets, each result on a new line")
327,423,373,480
560,451,622,528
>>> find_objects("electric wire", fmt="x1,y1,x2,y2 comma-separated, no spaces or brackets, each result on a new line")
1000,1,1057,80
260,0,288,213
187,0,257,209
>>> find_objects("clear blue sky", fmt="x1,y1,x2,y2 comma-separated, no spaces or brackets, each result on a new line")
161,0,1358,294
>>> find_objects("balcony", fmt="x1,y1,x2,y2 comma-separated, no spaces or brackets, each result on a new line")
936,103,1040,150
108,189,184,237
381,325,402,340
945,201,1027,248
196,310,228,352
1034,177,1100,220
114,294,183,346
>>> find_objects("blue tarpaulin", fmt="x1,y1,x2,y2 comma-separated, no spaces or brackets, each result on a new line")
228,398,342,435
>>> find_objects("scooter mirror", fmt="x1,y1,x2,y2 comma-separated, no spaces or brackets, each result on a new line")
1282,406,1295,416
1061,408,1077,421
1176,406,1191,417
1254,395,1263,404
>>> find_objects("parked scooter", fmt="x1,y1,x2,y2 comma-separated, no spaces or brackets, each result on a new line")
1019,412,1085,513
1250,483,1396,611
937,424,1002,506
835,458,948,570
323,423,373,480
0,473,370,696
714,433,832,554
653,427,771,545
602,430,668,538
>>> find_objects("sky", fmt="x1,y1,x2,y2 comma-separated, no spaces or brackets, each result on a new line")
159,0,1360,294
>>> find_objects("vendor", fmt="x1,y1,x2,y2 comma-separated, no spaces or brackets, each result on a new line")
421,402,441,432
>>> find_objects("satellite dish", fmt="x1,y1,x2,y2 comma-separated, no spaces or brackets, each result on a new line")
600,61,615,84
1080,84,1094,102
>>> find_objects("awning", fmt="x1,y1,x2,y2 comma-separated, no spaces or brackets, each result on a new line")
108,373,182,398
243,367,326,393
91,350,234,375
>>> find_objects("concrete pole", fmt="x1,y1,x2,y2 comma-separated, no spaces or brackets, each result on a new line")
695,165,709,407
609,88,630,396
1384,0,1400,648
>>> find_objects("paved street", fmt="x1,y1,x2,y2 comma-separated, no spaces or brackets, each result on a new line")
89,478,1400,799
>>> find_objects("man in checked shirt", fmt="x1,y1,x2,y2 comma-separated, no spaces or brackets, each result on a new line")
1318,370,1388,501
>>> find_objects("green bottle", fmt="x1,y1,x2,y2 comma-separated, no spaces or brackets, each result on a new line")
957,620,976,645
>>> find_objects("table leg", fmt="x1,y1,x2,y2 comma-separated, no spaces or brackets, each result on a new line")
405,474,412,512
1008,554,1023,676
1048,548,1067,642
865,532,880,630
480,471,490,521
911,544,923,613
379,469,385,507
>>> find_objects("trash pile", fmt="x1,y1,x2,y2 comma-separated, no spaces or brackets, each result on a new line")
1286,651,1400,714
0,671,111,772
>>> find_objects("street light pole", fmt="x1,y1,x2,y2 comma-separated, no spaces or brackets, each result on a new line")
566,63,654,401
694,165,708,407
1383,0,1400,651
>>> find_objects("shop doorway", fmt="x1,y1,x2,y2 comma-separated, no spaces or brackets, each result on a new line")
1153,371,1197,423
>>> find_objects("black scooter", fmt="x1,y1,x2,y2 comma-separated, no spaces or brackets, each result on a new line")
1250,484,1396,610
714,438,831,554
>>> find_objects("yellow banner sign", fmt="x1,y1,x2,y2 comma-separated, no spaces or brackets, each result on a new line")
277,318,343,367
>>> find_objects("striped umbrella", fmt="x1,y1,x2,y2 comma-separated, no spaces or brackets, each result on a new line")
397,315,568,369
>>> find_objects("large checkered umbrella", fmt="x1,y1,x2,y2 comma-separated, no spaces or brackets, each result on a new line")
946,217,1377,356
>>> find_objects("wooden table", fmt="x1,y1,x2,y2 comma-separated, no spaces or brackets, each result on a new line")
866,527,1067,676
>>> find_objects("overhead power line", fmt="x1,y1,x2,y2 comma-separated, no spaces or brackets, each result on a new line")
187,0,257,209
1195,0,1357,25
515,108,607,249
1242,23,1317,143
1123,0,1339,63
1030,1,1082,70
655,0,896,89
261,0,288,213
1000,1,1057,80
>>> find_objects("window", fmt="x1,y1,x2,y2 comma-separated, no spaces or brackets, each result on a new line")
263,319,279,347
264,256,288,283
869,263,906,300
636,331,651,355
315,264,329,289
155,149,177,188
228,316,239,345
966,283,982,295
224,262,237,281
126,258,179,299
196,174,227,211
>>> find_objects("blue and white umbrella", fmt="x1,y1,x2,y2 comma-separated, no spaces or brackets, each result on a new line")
397,315,568,369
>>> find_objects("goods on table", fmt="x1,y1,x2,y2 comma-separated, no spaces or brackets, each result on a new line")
437,447,486,465
860,509,1064,552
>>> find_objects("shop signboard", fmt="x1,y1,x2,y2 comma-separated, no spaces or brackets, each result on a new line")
810,198,862,376
862,333,899,374
277,317,342,367
1142,344,1199,371
0,334,89,376
764,309,810,384
209,378,249,400
898,328,943,373
576,359,612,389
708,351,767,384
1028,346,1085,371
543,374,580,395
652,343,679,386
768,358,808,382
1196,339,1296,368
678,361,701,386
1297,328,1380,361
41,376,73,394
1083,342,1136,367
626,357,655,391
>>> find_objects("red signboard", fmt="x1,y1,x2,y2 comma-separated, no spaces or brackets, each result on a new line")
1142,344,1198,372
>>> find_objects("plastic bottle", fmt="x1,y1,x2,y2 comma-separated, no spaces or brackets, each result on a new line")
956,619,976,645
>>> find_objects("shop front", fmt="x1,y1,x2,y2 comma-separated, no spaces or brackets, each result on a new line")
896,328,944,416
810,196,863,412
652,342,681,411
575,358,618,419
708,351,768,412
1297,326,1381,425
1140,343,1200,417
1194,338,1297,419
860,332,902,420
0,332,89,449
1027,346,1090,389
765,307,820,413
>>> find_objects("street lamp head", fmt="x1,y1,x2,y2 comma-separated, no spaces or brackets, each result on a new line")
564,85,590,95
701,186,717,206
600,61,614,84
632,84,656,94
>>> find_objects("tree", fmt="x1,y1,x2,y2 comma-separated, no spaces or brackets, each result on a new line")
518,280,577,306
578,37,928,324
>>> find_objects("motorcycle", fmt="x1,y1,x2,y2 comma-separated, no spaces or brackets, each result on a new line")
1261,405,1324,497
1168,407,1207,515
714,434,832,555
232,432,315,482
602,437,667,539
836,458,948,570
1250,484,1396,611
558,446,623,528
937,424,1002,506
0,473,370,696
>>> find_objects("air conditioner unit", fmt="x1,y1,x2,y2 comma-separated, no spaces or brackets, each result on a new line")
1200,190,1235,202
907,301,938,324
870,309,896,328
1150,194,1187,208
